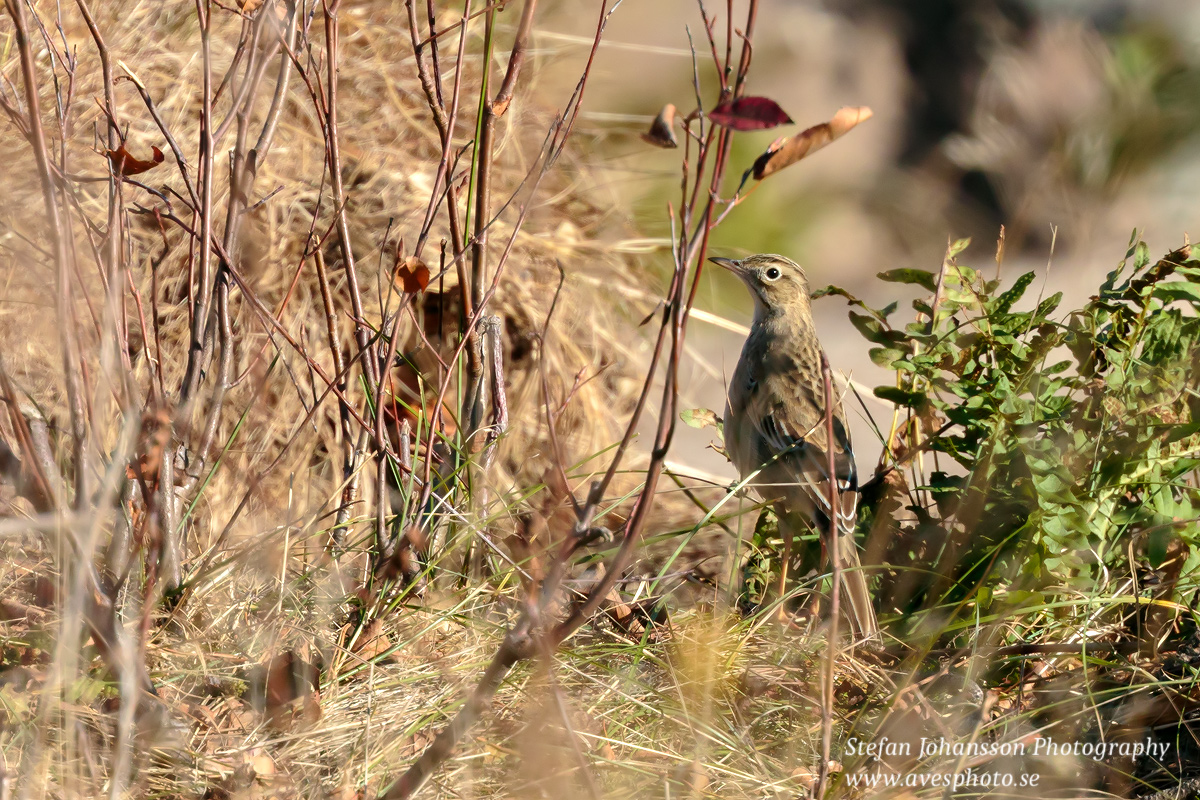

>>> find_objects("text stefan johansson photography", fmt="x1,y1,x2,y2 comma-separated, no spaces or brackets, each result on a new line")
846,736,1172,762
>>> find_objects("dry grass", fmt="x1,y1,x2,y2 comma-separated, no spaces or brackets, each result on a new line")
5,2,1196,799
0,0,757,797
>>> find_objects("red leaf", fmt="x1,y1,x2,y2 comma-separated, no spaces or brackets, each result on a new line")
106,144,164,177
394,257,430,294
708,97,793,132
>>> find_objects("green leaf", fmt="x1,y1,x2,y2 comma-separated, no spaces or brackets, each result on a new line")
1166,422,1200,445
877,268,938,292
874,385,927,408
991,271,1037,314
869,347,907,367
1134,240,1151,271
849,312,904,346
811,284,862,303
1034,292,1063,319
1151,281,1200,305
947,237,972,259
1147,527,1173,569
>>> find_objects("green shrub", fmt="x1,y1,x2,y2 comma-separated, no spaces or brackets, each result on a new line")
827,236,1200,634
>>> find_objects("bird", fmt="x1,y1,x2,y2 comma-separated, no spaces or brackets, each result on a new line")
711,253,879,642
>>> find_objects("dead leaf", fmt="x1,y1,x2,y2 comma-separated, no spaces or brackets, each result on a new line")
237,0,265,11
394,256,430,294
105,144,164,177
246,748,276,778
129,405,171,490
708,96,793,131
680,407,721,431
641,103,678,148
250,651,321,728
329,785,365,800
220,697,256,732
667,759,709,795
790,765,817,791
751,106,873,180
347,619,393,662
835,677,867,706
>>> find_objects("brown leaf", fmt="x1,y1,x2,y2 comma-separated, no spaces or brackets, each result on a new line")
131,405,171,490
347,619,393,662
790,766,817,792
251,651,321,728
245,748,276,778
237,0,265,11
393,256,430,294
668,760,709,795
751,106,873,180
641,103,678,148
708,96,793,131
106,144,164,177
835,677,867,706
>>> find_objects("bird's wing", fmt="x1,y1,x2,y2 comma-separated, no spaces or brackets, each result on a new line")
749,382,858,533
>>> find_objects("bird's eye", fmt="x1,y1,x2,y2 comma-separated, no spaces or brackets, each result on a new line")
764,267,781,281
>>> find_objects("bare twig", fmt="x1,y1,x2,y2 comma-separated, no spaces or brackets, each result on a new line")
376,2,769,794
315,246,358,545
323,0,379,394
180,0,216,405
463,0,538,440
816,355,841,799
5,0,88,509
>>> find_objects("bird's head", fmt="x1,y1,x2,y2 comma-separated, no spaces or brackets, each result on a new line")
709,253,811,317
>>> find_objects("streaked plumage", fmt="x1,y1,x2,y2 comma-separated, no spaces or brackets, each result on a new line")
713,253,879,641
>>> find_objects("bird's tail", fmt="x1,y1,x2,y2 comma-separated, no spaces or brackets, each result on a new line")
834,524,879,642
778,508,879,643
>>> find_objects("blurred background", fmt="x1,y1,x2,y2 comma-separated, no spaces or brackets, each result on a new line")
537,0,1200,478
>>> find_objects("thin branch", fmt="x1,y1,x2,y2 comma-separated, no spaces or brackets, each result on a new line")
5,0,88,508
816,355,841,799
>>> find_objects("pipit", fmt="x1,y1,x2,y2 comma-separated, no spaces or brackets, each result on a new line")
712,253,879,641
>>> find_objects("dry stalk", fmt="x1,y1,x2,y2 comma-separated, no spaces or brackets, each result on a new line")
817,355,842,799
181,0,216,406
4,0,88,509
323,0,379,394
378,2,761,796
315,246,358,543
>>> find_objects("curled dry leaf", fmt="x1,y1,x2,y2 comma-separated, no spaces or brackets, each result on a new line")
751,106,873,180
237,0,265,11
680,407,721,431
641,103,678,148
708,96,793,131
105,144,165,177
394,256,430,294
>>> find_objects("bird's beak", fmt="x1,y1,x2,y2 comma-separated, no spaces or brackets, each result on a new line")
709,256,745,277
